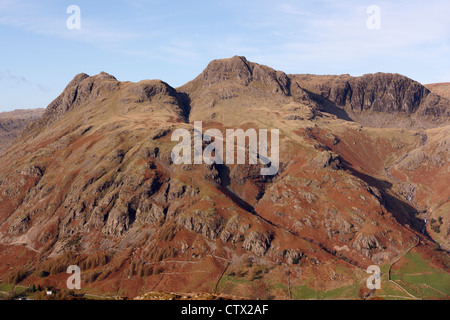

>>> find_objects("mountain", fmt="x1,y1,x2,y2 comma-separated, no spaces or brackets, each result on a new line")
0,57,448,300
293,73,449,128
178,56,316,124
426,82,450,100
0,108,45,153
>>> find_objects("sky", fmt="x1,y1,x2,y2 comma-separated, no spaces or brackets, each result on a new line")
0,0,449,112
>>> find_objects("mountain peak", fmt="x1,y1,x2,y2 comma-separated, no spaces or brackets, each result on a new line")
21,71,121,137
191,56,291,96
66,72,90,89
201,55,252,85
95,71,117,81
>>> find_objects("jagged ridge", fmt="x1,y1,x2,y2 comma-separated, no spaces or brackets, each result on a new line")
292,73,449,127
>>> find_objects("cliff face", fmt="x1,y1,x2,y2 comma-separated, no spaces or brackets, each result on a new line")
200,55,292,95
292,73,449,128
178,56,315,123
0,57,448,299
180,57,450,128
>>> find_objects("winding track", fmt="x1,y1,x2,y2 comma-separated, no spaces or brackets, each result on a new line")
386,237,421,299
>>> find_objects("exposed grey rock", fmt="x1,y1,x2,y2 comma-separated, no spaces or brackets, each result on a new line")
136,199,165,225
283,249,304,264
201,56,291,96
102,200,136,236
177,209,224,240
293,72,450,127
220,215,243,244
167,179,199,201
242,231,273,256
311,151,342,170
351,233,383,257
9,214,30,235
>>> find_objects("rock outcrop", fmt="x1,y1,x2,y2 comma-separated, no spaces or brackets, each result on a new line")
177,209,225,240
0,56,448,299
311,151,343,170
242,231,273,256
201,55,291,95
351,233,383,258
293,73,450,127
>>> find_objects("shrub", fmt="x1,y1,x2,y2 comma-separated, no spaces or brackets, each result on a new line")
39,270,50,278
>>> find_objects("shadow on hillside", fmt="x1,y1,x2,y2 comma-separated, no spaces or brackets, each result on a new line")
176,92,191,123
302,88,354,122
340,158,425,235
214,163,256,214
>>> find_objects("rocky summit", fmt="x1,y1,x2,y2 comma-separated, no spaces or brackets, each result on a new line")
0,57,448,300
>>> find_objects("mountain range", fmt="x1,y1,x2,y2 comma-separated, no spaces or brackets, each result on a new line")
0,56,448,300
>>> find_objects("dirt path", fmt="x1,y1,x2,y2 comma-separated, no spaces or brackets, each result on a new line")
420,284,449,298
213,262,230,294
387,238,421,299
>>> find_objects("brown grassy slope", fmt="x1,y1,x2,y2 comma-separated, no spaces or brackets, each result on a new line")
0,58,448,299
425,82,450,100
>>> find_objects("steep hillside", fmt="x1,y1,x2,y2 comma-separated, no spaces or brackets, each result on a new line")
0,57,448,300
177,56,317,124
293,73,450,128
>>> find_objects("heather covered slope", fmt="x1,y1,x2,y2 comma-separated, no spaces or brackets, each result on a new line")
0,57,448,299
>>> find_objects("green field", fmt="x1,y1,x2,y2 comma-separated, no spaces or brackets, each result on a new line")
384,251,449,299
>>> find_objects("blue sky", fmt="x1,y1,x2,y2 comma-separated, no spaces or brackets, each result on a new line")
0,0,449,112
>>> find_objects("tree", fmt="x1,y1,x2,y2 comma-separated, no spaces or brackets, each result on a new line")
39,270,50,278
